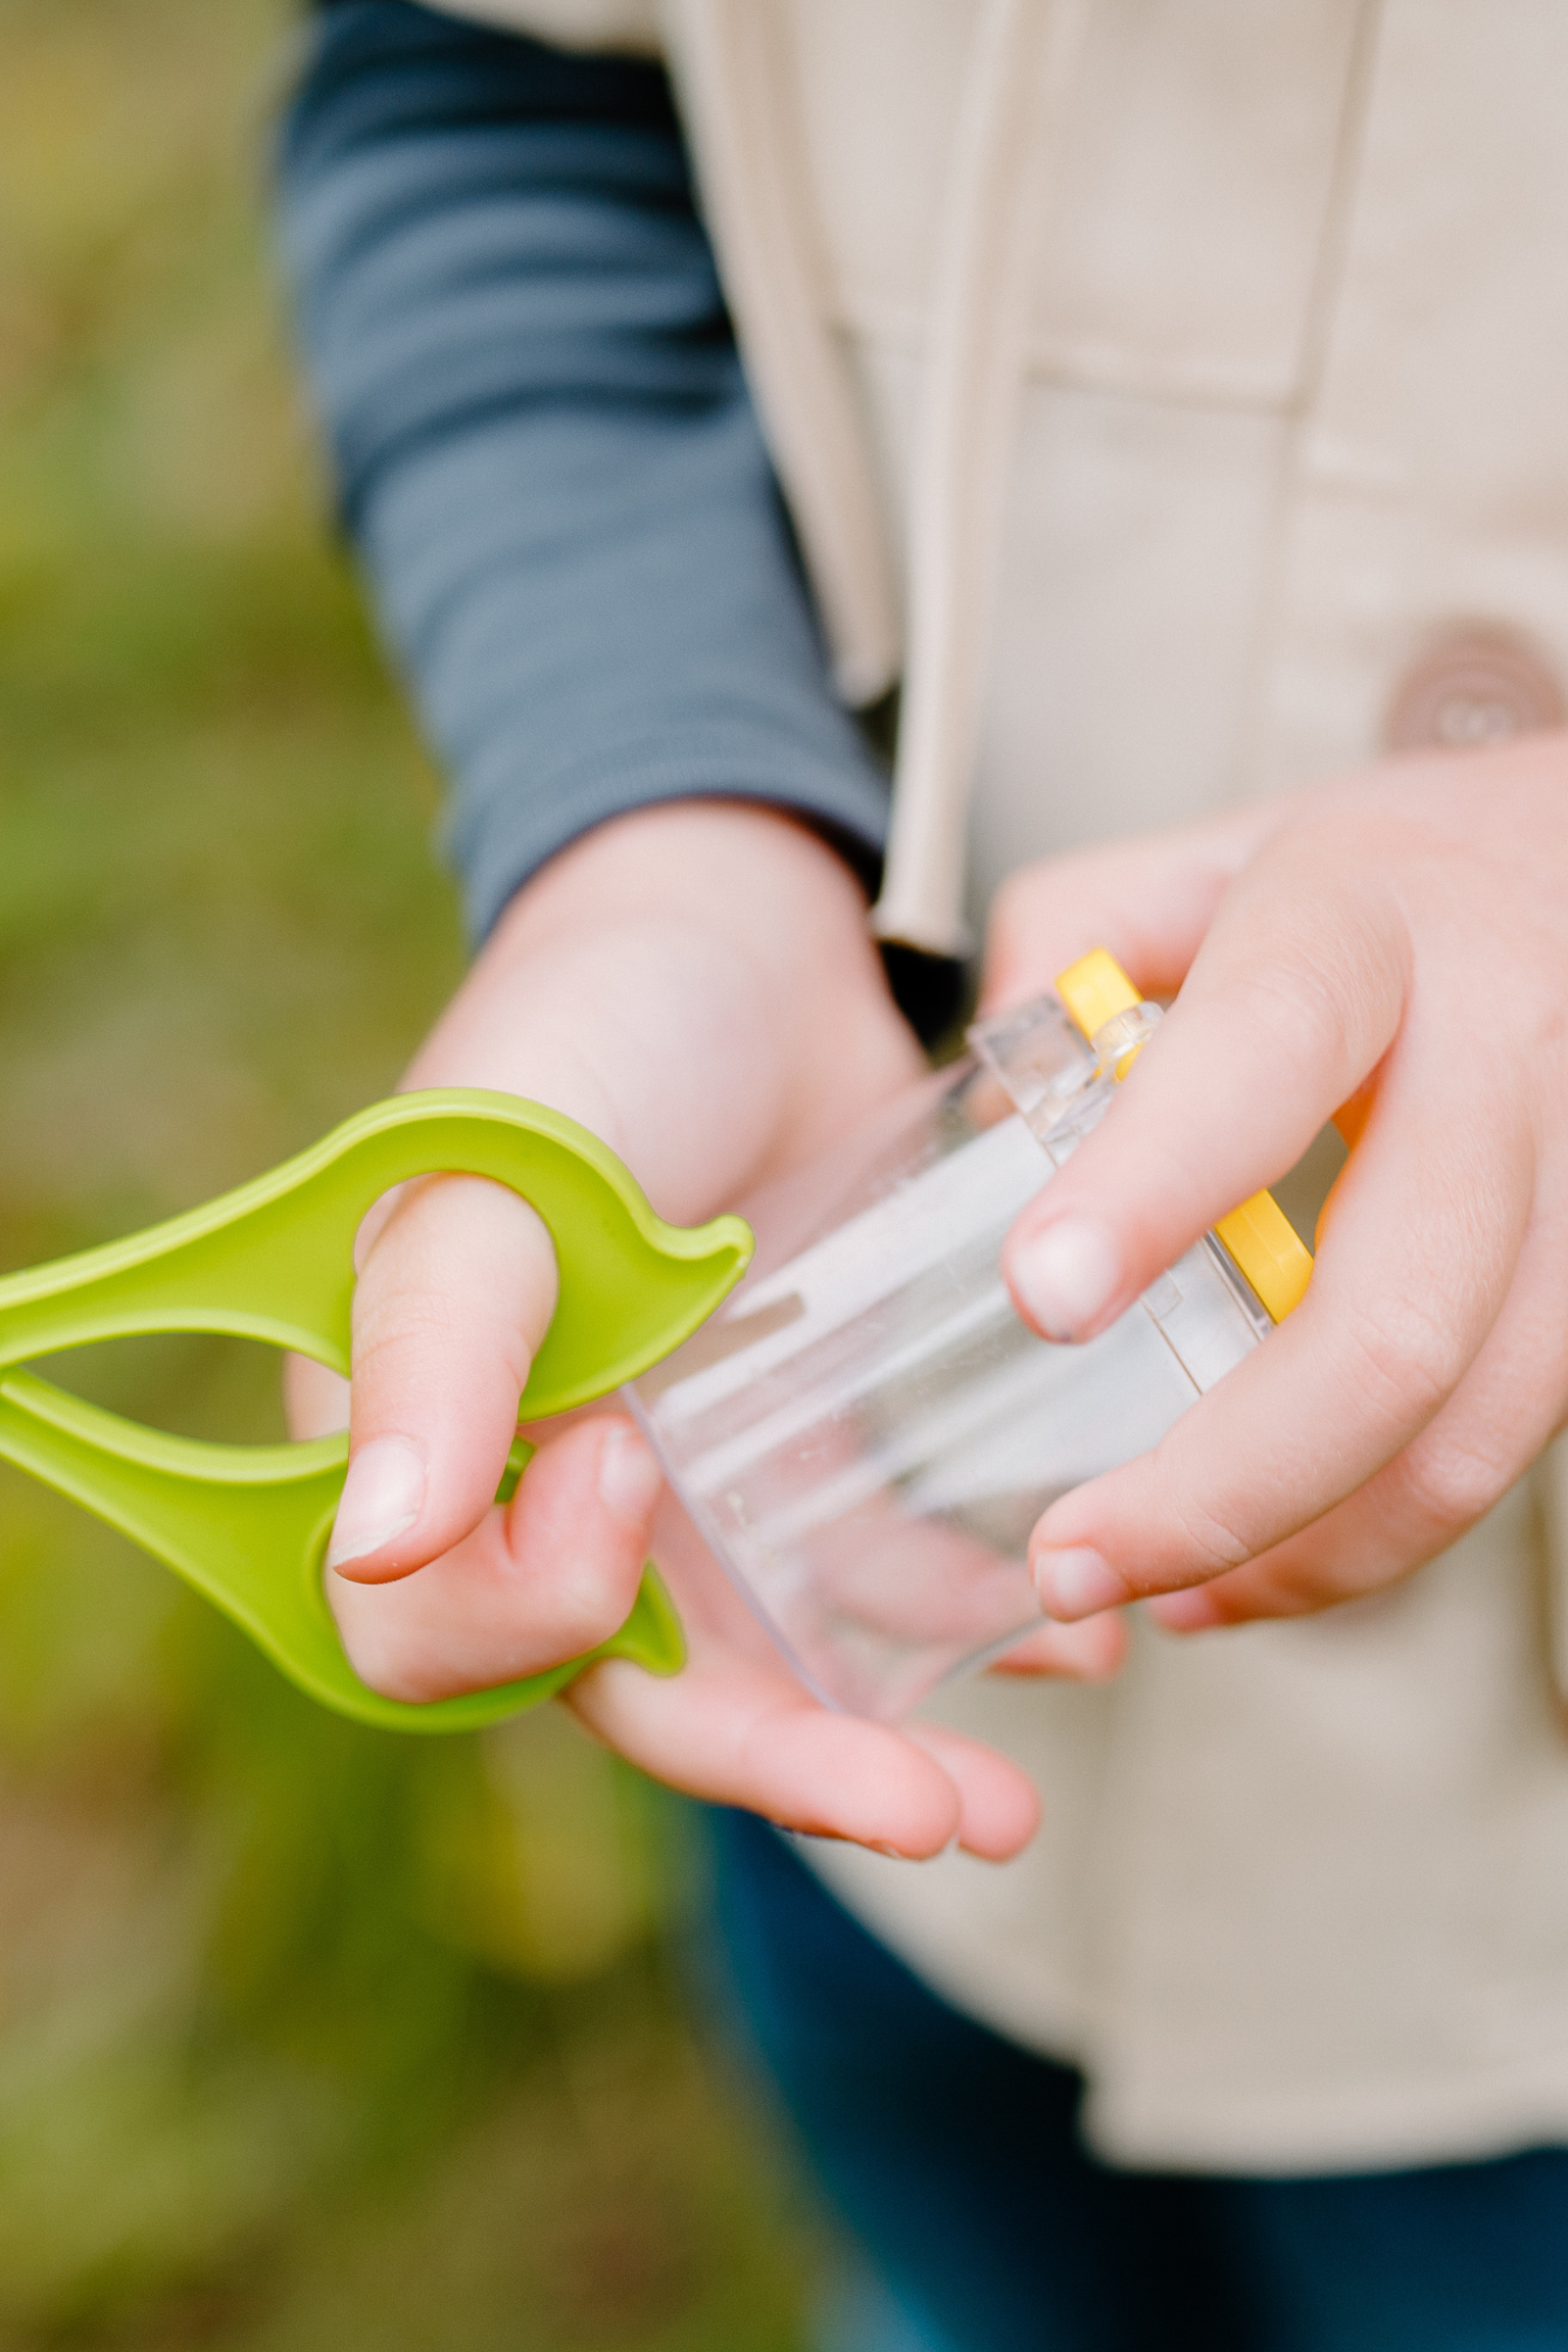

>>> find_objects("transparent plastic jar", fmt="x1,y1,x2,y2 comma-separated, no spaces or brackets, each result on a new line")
628,984,1291,1720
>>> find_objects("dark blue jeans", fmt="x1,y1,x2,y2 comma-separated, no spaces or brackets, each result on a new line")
706,1808,1568,2352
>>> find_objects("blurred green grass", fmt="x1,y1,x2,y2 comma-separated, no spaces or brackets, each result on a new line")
0,4,821,2343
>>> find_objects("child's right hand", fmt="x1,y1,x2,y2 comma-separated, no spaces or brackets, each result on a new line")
286,804,1102,1860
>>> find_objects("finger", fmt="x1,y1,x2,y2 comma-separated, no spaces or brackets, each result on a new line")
984,1613,1128,1679
982,806,1282,1011
327,1172,559,1583
326,1415,660,1698
1025,1023,1533,1616
568,1649,1040,1861
283,1349,350,1439
564,1485,1044,1859
903,1724,1045,1860
1149,1196,1568,1628
1002,831,1411,1349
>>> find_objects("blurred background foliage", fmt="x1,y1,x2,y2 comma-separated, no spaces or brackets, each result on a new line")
0,2,822,2342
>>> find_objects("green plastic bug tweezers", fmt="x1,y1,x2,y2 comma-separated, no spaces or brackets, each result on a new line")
0,1093,752,1733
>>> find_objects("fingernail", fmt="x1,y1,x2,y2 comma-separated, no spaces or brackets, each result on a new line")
326,1436,425,1569
1008,1216,1121,1341
1148,1589,1224,1634
597,1427,662,1526
1033,1545,1125,1621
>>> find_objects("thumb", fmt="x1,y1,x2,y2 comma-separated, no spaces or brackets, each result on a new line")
326,1171,560,1582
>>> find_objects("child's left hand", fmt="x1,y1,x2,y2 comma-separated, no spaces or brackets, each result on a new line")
286,801,1066,1858
986,729,1568,1633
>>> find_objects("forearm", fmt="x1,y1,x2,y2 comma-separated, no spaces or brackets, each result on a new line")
275,1,891,944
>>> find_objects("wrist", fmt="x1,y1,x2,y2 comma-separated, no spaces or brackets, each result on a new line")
488,799,870,972
408,802,918,1218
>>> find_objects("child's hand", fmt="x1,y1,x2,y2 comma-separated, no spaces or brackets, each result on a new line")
287,803,1101,1860
985,730,1568,1633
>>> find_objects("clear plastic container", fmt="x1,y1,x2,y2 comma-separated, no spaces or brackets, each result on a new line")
628,992,1280,1719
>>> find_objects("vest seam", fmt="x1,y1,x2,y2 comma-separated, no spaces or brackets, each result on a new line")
1226,0,1390,804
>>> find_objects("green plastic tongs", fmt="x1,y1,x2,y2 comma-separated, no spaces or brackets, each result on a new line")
0,1093,752,1734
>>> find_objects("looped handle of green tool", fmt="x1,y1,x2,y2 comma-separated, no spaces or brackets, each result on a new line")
0,1092,752,1733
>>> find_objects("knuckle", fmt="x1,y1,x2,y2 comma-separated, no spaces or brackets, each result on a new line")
539,1553,635,1654
509,1483,638,1652
1222,837,1399,1069
351,1281,462,1359
1141,1465,1257,1586
351,1285,533,1396
1167,1500,1255,1581
1232,942,1365,1091
1340,1290,1468,1432
1388,1428,1510,1540
333,1606,427,1703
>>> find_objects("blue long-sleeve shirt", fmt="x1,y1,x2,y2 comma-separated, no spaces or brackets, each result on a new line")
276,0,892,947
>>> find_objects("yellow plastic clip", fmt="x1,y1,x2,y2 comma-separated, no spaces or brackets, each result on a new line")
1054,950,1313,1323
1211,1193,1313,1324
1054,949,1145,1076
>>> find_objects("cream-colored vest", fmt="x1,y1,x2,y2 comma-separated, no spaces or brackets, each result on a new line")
436,0,1568,2171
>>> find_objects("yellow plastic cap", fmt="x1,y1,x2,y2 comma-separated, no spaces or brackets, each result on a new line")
1054,948,1141,1045
1213,1191,1313,1323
